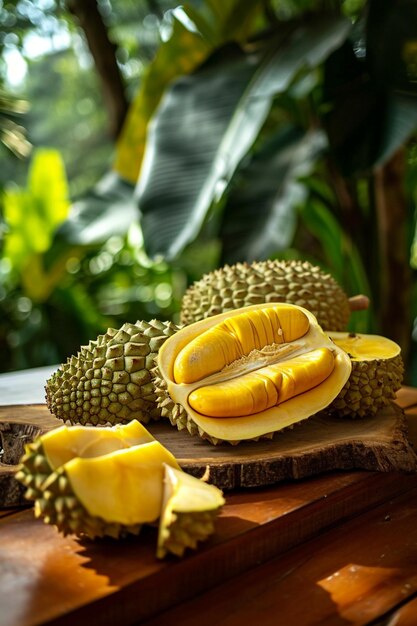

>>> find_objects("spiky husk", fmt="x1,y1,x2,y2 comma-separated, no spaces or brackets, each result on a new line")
45,319,180,427
15,440,52,501
157,510,219,559
329,355,404,418
180,259,350,331
35,467,142,539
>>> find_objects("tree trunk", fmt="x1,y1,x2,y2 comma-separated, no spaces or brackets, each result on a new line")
67,0,128,139
374,148,412,367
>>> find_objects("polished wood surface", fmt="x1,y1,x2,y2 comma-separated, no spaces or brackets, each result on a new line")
0,387,417,626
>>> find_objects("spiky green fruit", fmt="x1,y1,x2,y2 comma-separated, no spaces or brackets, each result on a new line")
180,259,351,331
45,319,180,426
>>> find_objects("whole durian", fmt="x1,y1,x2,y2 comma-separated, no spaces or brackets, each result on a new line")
180,259,352,331
16,421,225,556
46,319,180,427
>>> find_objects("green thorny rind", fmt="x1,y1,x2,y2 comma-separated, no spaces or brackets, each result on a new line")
328,354,404,418
34,466,142,539
180,259,351,331
45,319,181,427
15,440,52,501
157,510,219,559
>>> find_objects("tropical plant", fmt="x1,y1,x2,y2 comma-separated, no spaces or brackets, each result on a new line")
0,149,183,372
48,0,417,374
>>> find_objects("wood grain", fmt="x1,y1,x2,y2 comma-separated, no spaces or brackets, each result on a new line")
2,470,417,626
141,486,417,626
0,389,417,626
2,396,417,507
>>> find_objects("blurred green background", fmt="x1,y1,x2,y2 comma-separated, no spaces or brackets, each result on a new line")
1,0,417,381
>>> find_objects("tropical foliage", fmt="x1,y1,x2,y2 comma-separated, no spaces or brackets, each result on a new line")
2,0,417,382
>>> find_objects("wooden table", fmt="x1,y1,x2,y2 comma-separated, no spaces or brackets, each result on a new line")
1,381,417,626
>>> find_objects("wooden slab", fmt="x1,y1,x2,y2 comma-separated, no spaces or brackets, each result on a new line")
1,397,417,506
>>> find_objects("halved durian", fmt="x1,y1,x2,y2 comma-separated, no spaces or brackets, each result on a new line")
154,303,352,444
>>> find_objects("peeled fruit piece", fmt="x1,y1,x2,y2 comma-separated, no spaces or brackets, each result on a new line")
180,259,351,331
329,332,404,418
45,319,180,427
154,303,352,444
16,421,224,555
16,420,154,502
157,464,225,559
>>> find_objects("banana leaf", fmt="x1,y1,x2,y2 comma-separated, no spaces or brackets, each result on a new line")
136,14,351,260
219,126,327,264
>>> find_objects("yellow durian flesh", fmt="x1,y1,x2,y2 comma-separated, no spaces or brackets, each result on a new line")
39,420,155,471
158,303,352,442
64,441,180,526
173,305,310,384
188,348,335,417
329,332,401,361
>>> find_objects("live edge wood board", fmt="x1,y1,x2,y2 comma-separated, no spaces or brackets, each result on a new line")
1,389,417,506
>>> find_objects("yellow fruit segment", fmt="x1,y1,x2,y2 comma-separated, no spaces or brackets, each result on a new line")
188,347,335,417
65,441,180,525
41,420,155,471
173,305,310,384
329,332,401,361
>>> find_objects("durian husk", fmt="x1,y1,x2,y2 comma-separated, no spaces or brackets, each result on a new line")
16,424,224,553
154,303,352,445
180,259,351,331
15,439,52,502
157,464,225,558
45,319,180,427
35,466,143,539
328,332,404,418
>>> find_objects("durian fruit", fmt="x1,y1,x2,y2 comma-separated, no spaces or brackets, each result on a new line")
15,420,155,501
153,303,352,444
157,464,225,558
16,421,225,555
328,332,404,418
34,440,181,539
180,259,352,331
45,319,180,427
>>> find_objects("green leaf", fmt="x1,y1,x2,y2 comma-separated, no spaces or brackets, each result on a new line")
137,14,351,260
53,172,136,247
219,126,327,264
113,18,211,184
298,196,372,332
323,1,417,175
3,149,69,272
